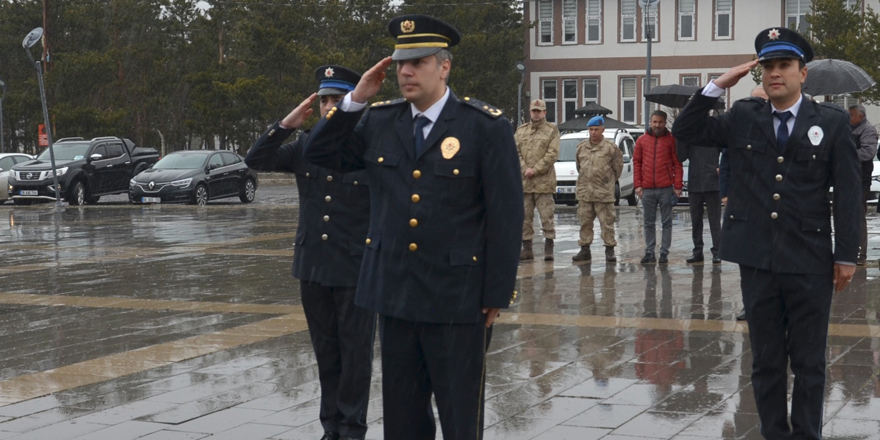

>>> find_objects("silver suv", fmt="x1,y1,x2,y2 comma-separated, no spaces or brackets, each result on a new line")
554,129,637,206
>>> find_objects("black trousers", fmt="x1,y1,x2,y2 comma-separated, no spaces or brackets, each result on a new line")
300,281,377,439
379,315,492,440
739,266,833,440
688,191,721,257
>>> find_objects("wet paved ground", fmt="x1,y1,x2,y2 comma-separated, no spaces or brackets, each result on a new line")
1,181,879,440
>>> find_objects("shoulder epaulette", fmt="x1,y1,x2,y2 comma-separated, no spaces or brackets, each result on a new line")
369,98,407,108
462,96,504,118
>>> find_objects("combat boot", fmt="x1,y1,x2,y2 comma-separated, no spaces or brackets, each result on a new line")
572,245,591,262
519,240,534,260
544,239,554,261
605,246,616,262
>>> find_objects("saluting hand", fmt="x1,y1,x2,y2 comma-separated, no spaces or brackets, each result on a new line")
280,93,317,129
351,56,393,104
833,263,856,293
711,59,760,90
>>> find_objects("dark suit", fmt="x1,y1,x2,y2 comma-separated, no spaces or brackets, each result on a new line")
677,142,722,258
305,91,523,440
673,92,860,440
246,123,375,439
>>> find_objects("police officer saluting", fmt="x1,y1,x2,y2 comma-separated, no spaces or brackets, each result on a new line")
245,66,375,440
673,28,860,440
304,15,523,440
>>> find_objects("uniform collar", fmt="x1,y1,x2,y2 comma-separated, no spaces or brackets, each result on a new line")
770,94,803,118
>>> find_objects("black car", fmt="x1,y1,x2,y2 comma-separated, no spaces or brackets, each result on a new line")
129,150,257,205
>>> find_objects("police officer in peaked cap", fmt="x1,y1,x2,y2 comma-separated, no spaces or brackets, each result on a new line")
246,65,375,440
304,14,523,440
673,26,860,440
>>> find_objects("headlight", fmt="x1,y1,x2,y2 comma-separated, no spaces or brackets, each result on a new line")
51,167,68,177
130,179,137,187
171,178,192,188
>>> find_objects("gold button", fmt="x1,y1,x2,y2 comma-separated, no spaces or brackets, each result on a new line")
269,129,276,136
378,157,384,163
465,97,471,101
453,169,460,175
354,181,358,185
410,219,418,227
413,170,422,179
327,176,333,182
483,105,489,110
323,215,330,222
306,172,310,177
812,154,816,160
412,194,420,203
776,174,783,182
366,238,371,245
331,106,337,111
747,145,752,150
773,193,780,201
730,215,734,219
409,243,418,252
473,256,478,262
771,212,778,219
325,195,332,202
322,234,329,240
777,156,784,163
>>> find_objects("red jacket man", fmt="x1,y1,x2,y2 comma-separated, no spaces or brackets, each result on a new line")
634,111,683,263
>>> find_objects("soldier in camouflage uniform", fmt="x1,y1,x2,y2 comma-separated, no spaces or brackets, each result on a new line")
515,99,560,261
572,116,623,262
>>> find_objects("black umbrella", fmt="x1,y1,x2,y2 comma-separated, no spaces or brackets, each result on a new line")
644,84,725,109
803,59,876,96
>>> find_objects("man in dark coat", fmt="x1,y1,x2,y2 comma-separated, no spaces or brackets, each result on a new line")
245,66,375,440
676,141,722,264
847,103,878,265
672,27,860,440
304,15,523,440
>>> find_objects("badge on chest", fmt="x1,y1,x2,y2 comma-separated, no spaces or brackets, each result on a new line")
808,126,824,146
442,137,460,159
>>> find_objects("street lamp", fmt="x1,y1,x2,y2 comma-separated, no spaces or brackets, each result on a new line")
22,27,65,208
640,0,660,130
0,79,6,153
515,61,527,125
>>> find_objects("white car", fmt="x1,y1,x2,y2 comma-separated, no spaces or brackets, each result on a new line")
554,129,637,206
0,153,36,203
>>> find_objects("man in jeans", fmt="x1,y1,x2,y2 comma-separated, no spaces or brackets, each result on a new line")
634,110,683,264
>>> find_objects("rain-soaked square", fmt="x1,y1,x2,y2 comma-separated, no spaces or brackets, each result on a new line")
1,185,879,439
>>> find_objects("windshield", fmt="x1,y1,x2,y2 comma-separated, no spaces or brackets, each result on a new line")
153,153,207,170
37,143,90,161
558,139,582,161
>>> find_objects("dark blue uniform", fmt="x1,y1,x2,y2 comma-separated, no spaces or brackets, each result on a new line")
246,121,375,440
305,92,523,439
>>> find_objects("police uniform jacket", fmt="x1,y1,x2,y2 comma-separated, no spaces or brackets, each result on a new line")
304,92,524,323
246,122,370,286
672,92,860,275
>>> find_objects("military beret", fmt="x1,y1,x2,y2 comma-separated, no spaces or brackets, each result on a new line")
315,65,361,96
388,14,461,61
587,116,605,127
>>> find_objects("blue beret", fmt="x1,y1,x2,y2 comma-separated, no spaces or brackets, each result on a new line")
587,116,605,127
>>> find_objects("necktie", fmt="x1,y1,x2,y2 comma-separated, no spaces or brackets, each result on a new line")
413,115,430,156
774,111,793,149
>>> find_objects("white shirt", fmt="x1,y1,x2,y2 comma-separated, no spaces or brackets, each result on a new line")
339,87,452,140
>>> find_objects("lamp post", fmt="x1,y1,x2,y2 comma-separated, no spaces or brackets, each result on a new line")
515,61,527,125
0,79,6,153
639,0,660,130
23,27,65,208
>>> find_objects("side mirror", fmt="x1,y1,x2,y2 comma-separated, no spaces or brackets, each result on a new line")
623,154,631,164
89,154,103,161
204,167,211,174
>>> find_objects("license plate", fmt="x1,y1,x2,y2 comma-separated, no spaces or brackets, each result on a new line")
142,197,161,203
556,187,575,194
20,190,38,196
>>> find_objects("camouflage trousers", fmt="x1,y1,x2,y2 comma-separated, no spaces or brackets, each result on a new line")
523,193,556,241
577,201,617,247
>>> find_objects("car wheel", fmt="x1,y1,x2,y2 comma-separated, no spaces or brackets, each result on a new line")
191,184,208,206
69,181,86,206
239,178,256,203
626,192,638,206
84,194,100,205
614,182,621,206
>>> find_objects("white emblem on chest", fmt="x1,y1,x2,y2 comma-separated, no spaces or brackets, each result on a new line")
807,126,824,146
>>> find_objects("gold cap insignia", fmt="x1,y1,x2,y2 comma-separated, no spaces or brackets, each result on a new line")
441,137,460,159
324,67,335,78
401,20,415,34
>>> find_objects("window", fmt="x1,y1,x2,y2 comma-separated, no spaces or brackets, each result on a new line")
621,78,637,124
539,0,553,45
845,0,860,9
563,0,577,43
586,0,602,43
221,152,242,165
832,94,855,108
621,0,637,42
543,80,557,123
0,157,14,171
786,0,810,33
681,75,700,87
563,79,577,122
209,154,224,170
642,3,659,42
93,145,107,158
106,144,124,158
679,0,695,40
583,79,599,105
715,0,732,39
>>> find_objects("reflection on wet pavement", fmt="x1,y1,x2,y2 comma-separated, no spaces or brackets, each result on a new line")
1,192,880,439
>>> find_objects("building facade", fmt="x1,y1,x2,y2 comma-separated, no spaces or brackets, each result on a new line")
522,0,873,128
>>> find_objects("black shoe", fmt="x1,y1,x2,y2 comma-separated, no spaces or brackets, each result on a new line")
320,433,340,440
712,256,721,264
686,254,704,263
736,310,747,321
640,254,656,264
658,255,668,264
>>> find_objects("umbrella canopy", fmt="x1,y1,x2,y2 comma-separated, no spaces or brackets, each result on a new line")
803,59,876,96
557,115,637,133
574,102,613,117
644,84,725,110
